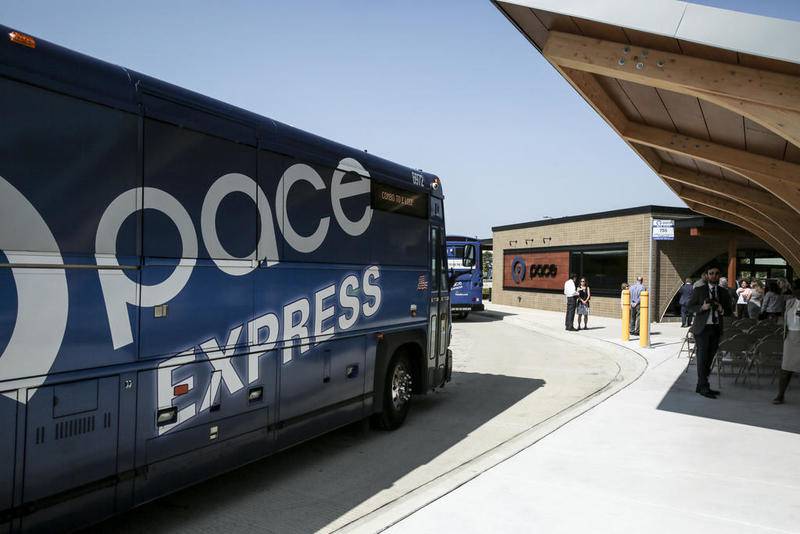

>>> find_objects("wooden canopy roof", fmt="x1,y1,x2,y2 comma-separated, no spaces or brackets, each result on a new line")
493,0,800,271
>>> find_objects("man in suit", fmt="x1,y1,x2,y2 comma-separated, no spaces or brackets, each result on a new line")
688,265,733,398
678,278,694,327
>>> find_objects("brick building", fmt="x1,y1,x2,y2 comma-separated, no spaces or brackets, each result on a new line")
491,206,789,321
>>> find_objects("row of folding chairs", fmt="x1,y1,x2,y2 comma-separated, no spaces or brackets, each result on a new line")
713,331,783,387
681,319,784,387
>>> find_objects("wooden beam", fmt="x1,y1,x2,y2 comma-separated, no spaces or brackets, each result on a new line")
543,31,800,113
553,66,662,173
678,186,800,267
624,122,800,215
659,164,779,209
684,201,800,273
660,175,800,269
706,94,800,152
664,174,800,242
659,164,800,238
556,67,630,132
543,31,800,145
677,185,799,247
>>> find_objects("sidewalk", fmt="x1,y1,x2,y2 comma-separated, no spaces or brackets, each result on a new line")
384,303,800,533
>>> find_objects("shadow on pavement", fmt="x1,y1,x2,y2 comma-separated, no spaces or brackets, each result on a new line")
453,310,516,323
86,371,545,534
657,362,800,434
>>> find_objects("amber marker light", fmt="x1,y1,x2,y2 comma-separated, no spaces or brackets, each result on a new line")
9,31,36,48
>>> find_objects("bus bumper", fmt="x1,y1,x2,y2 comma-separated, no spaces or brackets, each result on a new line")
451,303,483,313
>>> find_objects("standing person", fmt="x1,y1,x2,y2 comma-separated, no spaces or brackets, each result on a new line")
762,281,785,322
778,277,793,297
688,265,733,398
748,280,764,319
735,280,751,319
693,272,708,289
678,278,694,328
720,278,737,317
576,277,591,330
563,273,579,331
620,282,629,312
774,279,800,404
629,276,645,336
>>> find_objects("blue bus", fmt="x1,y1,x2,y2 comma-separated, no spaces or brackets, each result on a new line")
0,27,452,532
446,236,484,319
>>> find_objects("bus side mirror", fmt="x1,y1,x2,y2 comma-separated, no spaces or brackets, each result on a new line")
462,244,475,268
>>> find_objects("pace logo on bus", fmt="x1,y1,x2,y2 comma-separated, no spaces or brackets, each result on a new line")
0,157,378,417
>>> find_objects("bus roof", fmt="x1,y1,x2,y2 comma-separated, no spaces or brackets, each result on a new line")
0,24,443,197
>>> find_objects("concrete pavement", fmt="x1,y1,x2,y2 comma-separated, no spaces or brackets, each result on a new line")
383,304,800,533
89,303,799,533
89,309,628,534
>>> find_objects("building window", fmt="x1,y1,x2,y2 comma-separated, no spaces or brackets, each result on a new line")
570,248,628,295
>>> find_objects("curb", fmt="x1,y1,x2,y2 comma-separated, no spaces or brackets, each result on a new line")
331,310,649,534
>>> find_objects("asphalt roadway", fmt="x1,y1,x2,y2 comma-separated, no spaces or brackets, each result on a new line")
88,310,624,533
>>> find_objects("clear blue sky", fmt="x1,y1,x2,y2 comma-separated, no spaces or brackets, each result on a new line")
2,1,797,237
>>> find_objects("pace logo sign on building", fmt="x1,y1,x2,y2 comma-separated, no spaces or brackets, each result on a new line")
503,250,569,290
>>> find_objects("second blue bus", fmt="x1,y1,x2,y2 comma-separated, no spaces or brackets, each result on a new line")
446,236,484,319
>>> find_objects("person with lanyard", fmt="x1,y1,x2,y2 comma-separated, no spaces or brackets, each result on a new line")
688,264,733,398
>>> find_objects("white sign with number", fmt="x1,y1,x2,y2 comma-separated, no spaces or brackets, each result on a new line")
652,219,675,241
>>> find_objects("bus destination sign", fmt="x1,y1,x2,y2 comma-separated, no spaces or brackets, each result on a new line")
372,182,428,218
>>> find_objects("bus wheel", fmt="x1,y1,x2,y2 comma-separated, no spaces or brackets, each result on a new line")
373,352,413,430
461,311,470,320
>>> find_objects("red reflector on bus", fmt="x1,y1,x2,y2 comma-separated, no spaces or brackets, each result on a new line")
9,31,36,49
173,383,189,396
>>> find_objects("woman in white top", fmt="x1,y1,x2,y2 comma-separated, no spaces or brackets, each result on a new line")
735,280,750,319
774,280,800,404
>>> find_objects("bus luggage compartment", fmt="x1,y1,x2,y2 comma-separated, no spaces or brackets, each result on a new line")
134,354,277,502
20,377,120,531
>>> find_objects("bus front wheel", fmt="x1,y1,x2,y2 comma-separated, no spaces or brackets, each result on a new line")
372,352,413,430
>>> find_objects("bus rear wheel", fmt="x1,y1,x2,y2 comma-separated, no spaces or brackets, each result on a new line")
372,352,413,430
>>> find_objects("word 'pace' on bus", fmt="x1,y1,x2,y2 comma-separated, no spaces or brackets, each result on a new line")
0,26,452,532
446,236,484,320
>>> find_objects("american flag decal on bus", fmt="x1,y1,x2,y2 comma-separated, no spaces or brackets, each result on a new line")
417,274,428,290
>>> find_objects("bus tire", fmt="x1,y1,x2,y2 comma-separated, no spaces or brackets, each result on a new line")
372,351,413,430
461,311,470,320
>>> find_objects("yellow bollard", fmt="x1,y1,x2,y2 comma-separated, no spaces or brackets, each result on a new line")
639,290,649,348
621,289,630,341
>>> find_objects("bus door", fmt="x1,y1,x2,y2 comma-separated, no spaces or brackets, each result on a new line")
429,227,449,383
1,390,17,518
